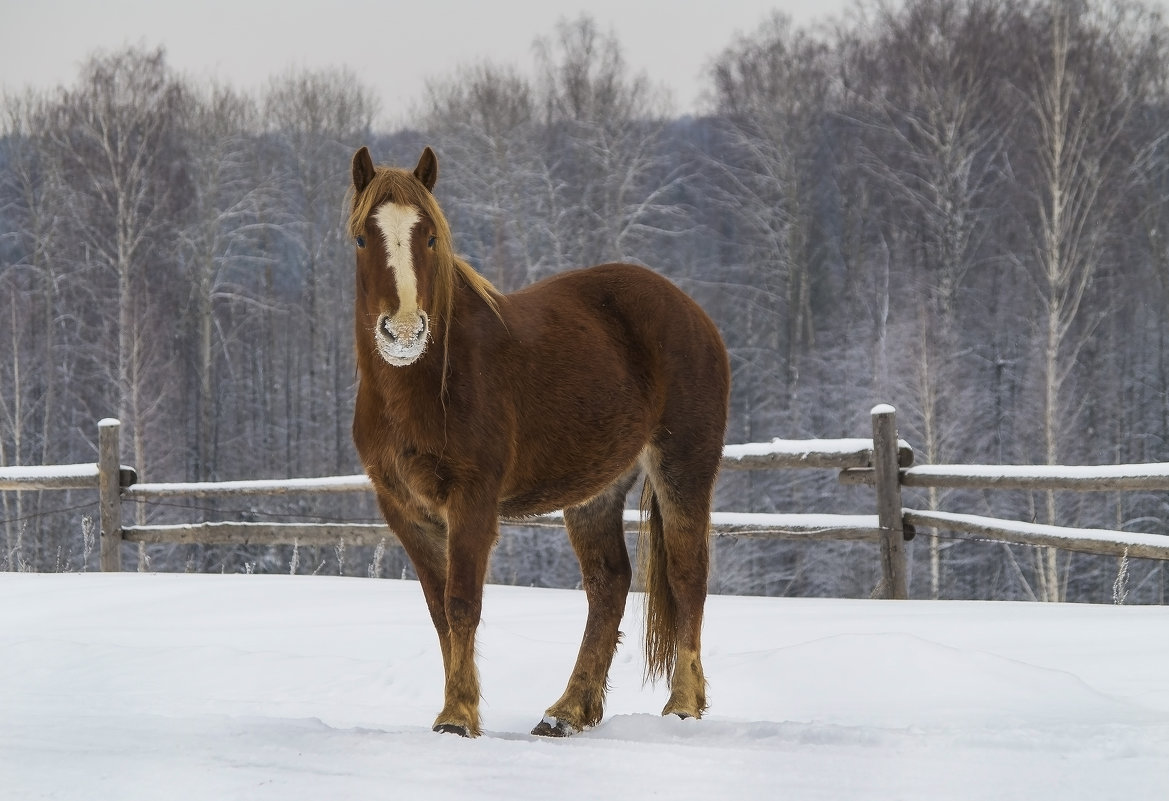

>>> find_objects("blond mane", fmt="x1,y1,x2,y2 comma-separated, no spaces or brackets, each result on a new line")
348,165,501,326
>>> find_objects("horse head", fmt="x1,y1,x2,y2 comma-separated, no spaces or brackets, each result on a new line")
351,146,441,367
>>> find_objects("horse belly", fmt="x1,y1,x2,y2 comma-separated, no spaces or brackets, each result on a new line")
499,377,650,517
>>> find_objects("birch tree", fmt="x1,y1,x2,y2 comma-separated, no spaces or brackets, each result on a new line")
0,92,66,563
1015,0,1161,600
533,15,679,270
180,85,279,480
262,68,376,474
844,0,1016,597
45,47,189,488
709,12,839,446
420,62,546,288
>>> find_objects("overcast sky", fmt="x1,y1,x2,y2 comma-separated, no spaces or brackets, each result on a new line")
0,0,858,126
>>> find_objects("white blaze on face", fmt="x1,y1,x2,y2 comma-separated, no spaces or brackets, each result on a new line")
373,202,422,318
372,202,429,366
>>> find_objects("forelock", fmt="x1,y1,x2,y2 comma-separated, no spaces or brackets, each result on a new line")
348,168,441,239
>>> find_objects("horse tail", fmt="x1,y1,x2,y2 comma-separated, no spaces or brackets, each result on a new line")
638,478,676,683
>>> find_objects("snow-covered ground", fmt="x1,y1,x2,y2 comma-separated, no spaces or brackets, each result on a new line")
2,573,1166,800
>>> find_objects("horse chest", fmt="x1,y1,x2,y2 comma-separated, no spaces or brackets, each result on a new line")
375,445,453,510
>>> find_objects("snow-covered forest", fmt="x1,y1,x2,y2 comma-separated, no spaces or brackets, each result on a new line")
2,0,1168,601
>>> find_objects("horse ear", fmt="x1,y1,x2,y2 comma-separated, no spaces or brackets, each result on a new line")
414,146,439,192
352,146,376,193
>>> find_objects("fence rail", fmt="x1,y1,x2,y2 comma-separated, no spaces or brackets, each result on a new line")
4,406,1168,596
901,510,1169,561
0,463,135,491
841,463,1169,492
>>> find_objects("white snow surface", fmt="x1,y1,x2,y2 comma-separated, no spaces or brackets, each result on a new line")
2,573,1167,800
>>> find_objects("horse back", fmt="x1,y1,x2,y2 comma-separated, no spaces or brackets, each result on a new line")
471,263,729,515
525,262,726,383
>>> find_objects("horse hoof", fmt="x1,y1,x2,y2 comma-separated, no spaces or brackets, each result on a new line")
663,705,701,720
433,723,472,737
531,715,579,737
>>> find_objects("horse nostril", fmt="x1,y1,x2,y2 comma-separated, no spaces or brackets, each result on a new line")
379,313,427,347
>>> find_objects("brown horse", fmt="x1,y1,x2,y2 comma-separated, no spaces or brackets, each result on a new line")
348,146,730,737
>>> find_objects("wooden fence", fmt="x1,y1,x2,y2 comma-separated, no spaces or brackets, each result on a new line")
3,405,1169,598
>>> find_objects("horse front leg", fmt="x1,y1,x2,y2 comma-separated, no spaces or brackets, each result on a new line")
432,497,497,738
373,495,454,703
407,539,452,681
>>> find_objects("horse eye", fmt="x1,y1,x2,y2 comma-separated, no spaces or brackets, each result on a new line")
356,235,366,248
427,235,436,249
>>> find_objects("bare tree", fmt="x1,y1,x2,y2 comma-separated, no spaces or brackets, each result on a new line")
533,15,681,269
42,47,190,497
420,62,547,288
262,67,376,474
180,84,282,480
1013,0,1163,599
1,92,62,563
843,0,1017,597
709,12,838,443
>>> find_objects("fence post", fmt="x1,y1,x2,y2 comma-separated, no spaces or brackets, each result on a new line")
872,404,908,599
98,418,122,572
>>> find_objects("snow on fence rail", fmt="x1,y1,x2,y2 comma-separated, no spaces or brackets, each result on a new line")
901,510,1169,562
4,407,1169,595
900,462,1169,491
0,463,98,491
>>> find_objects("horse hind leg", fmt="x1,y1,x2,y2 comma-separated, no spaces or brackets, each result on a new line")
639,447,716,720
532,468,639,737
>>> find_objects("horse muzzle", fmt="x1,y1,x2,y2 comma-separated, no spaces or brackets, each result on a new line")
375,310,429,366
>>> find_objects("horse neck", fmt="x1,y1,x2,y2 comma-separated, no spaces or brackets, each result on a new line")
355,312,450,434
